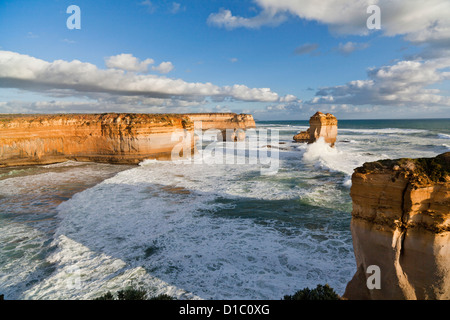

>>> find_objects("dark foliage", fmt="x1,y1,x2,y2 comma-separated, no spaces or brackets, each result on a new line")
283,284,340,300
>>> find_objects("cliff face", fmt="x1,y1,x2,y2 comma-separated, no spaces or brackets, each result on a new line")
186,113,255,130
0,113,195,166
344,152,450,300
293,112,338,146
186,113,256,142
0,112,256,167
309,112,338,147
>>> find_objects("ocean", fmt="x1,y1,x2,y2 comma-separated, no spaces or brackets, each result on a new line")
1,118,449,300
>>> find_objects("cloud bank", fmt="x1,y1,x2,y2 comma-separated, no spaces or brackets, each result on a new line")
311,58,450,107
0,50,298,113
208,0,450,43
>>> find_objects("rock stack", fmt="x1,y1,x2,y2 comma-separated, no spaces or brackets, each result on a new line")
293,112,338,146
344,152,450,300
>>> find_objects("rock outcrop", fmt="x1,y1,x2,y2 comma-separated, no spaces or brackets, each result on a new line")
186,113,255,142
293,112,337,146
0,113,195,167
293,129,310,143
344,152,450,300
0,112,256,167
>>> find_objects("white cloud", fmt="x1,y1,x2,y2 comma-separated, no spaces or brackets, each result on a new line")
209,0,450,44
311,58,450,107
105,53,154,73
139,0,157,13
170,2,185,14
207,8,287,30
151,61,174,74
335,41,370,55
62,39,76,44
0,50,296,108
294,43,320,56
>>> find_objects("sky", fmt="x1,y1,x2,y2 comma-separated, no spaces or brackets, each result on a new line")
0,0,449,120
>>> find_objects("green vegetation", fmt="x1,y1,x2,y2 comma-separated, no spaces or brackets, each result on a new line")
94,287,176,300
283,284,341,300
357,152,449,183
407,153,450,182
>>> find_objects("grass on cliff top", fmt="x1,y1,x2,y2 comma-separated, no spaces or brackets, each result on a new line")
357,152,449,183
0,113,193,128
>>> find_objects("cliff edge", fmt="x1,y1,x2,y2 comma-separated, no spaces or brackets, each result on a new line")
344,152,450,300
0,113,195,166
0,112,256,167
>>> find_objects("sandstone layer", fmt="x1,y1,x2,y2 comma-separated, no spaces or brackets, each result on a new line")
293,129,310,143
344,152,450,300
186,113,255,142
0,113,196,167
0,113,256,167
293,112,338,146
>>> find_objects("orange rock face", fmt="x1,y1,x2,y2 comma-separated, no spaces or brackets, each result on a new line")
293,129,310,143
293,112,338,146
186,113,255,142
344,153,450,300
0,113,195,166
308,112,338,146
0,113,256,167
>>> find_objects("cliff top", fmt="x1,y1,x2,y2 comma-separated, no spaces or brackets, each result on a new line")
309,111,338,124
0,113,194,128
355,152,450,185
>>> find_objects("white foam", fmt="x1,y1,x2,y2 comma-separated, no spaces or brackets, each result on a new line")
6,122,445,300
338,128,427,135
438,133,450,140
32,148,356,299
22,235,200,300
302,138,360,176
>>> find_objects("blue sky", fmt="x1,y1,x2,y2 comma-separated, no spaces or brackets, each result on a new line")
0,0,449,120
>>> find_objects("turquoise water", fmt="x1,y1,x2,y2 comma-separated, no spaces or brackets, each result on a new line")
0,119,449,300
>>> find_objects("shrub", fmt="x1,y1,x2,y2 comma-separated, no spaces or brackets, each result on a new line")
94,288,175,300
283,284,340,300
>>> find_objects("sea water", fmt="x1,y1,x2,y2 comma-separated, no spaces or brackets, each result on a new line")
0,119,449,300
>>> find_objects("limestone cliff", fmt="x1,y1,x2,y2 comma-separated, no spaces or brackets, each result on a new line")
0,112,256,167
293,112,338,146
0,113,195,166
186,113,255,142
344,152,450,300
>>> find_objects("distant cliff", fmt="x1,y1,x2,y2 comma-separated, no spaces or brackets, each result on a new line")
186,113,255,141
344,152,450,300
0,112,255,167
293,112,338,146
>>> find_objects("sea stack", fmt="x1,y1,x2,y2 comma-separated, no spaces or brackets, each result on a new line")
293,112,338,146
344,152,450,300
